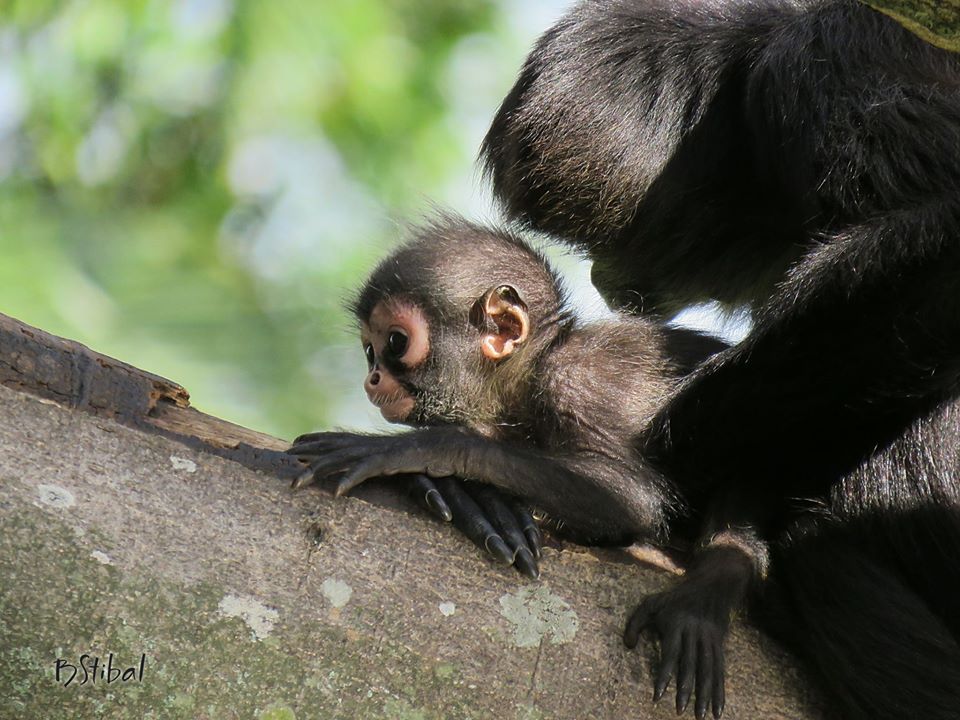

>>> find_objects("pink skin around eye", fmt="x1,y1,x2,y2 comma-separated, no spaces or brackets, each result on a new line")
360,299,430,422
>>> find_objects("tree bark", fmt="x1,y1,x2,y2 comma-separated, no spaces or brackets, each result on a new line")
0,313,824,719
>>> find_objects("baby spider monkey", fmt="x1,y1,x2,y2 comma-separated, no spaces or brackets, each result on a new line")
290,215,741,718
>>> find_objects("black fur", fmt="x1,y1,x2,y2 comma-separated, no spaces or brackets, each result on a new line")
482,0,960,717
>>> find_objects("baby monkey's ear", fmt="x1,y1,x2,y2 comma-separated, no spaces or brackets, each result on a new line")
470,284,530,361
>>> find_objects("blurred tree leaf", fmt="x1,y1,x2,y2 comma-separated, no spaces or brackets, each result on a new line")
0,0,513,438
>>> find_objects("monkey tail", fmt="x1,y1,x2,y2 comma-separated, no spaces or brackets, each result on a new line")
759,520,960,720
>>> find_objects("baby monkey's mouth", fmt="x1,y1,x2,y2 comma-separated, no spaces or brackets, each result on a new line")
367,390,415,422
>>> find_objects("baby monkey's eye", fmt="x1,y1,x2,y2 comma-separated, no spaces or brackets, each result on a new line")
364,343,375,368
387,330,409,358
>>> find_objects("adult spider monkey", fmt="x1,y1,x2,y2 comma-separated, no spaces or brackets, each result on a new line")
476,0,960,718
292,0,960,717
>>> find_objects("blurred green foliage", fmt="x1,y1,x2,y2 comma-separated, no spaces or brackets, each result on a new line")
0,0,554,437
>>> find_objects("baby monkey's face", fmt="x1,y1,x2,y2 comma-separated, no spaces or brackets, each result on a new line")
359,298,430,422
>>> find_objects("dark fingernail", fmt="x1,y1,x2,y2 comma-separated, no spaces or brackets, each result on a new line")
486,536,513,564
292,469,315,490
515,547,540,579
677,690,691,715
714,702,724,719
653,683,667,702
525,529,542,558
425,490,453,521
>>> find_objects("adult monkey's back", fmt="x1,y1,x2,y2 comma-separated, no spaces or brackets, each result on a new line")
482,1,960,718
